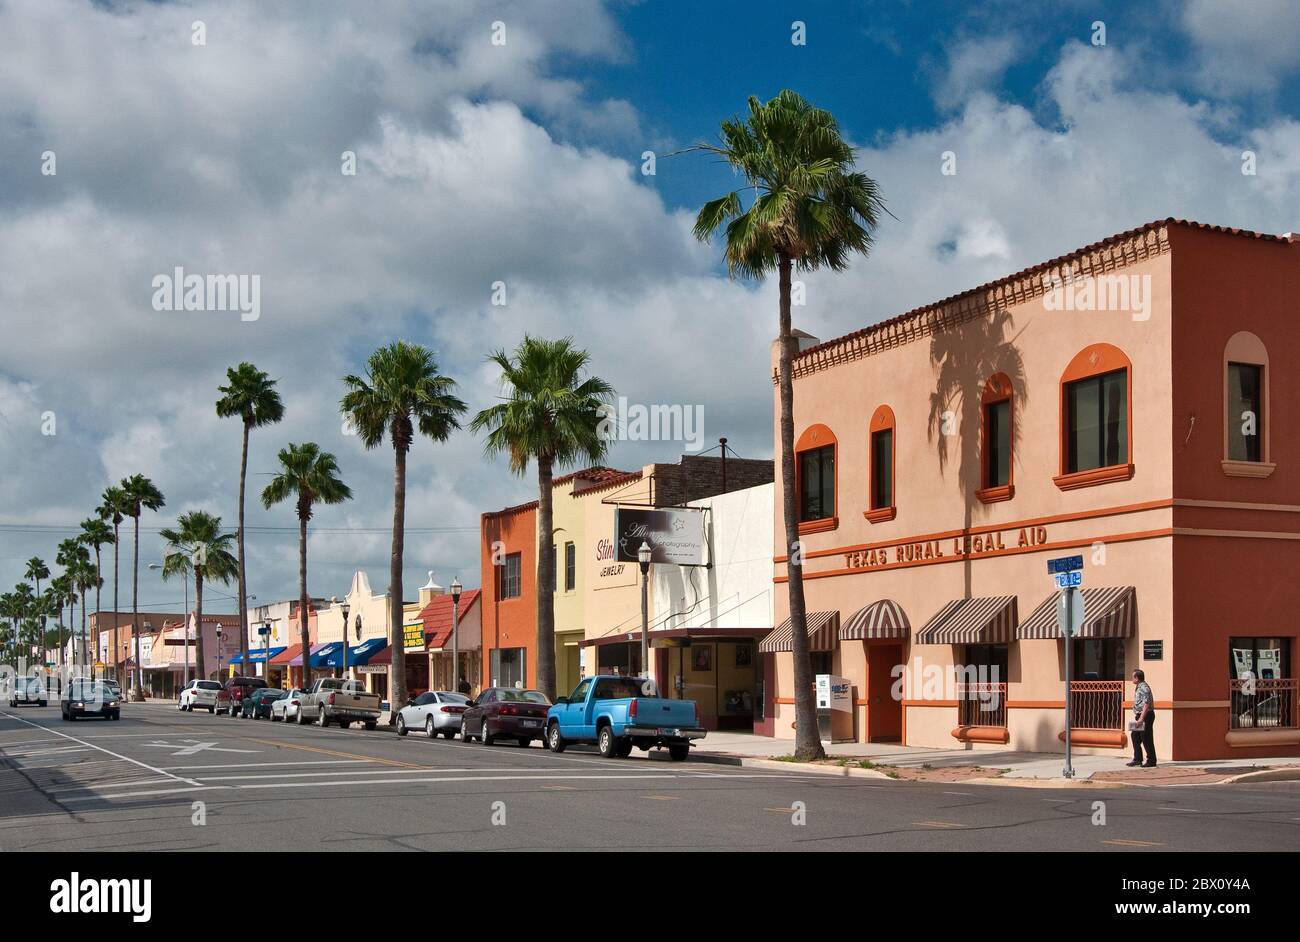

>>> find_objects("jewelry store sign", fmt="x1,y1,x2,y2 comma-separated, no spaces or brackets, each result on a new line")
844,526,1049,570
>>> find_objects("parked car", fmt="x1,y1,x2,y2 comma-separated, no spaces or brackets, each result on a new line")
396,690,469,738
60,680,120,721
8,676,47,707
240,687,286,719
545,675,705,760
461,687,551,746
178,679,222,712
298,678,383,729
215,676,268,717
270,688,307,723
103,679,123,700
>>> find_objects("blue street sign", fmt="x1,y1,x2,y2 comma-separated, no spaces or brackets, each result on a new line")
1053,570,1083,589
258,626,272,636
1047,555,1083,574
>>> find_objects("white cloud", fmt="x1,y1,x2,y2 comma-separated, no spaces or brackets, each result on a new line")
1181,0,1300,94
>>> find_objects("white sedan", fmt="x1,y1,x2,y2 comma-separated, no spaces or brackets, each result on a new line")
178,679,221,713
396,690,470,738
270,688,308,723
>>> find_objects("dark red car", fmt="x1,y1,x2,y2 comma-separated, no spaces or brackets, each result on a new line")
460,687,551,746
215,676,267,717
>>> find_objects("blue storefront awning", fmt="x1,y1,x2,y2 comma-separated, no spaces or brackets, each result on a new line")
308,642,343,668
227,646,286,665
319,638,388,668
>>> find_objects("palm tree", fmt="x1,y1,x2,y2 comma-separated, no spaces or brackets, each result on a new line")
121,474,165,699
99,485,129,683
470,336,614,699
71,558,101,673
688,90,887,760
340,342,464,708
55,539,86,666
48,574,74,674
79,518,113,671
160,511,239,681
24,557,49,664
216,362,285,678
40,587,60,669
261,443,352,689
0,591,18,664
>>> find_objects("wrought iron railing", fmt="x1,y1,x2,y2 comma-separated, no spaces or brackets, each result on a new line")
1068,680,1125,730
1230,678,1298,730
957,681,1007,728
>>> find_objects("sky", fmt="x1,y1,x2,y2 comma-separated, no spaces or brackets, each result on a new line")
2,0,1299,616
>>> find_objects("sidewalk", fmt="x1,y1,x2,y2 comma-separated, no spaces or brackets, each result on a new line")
691,731,1300,785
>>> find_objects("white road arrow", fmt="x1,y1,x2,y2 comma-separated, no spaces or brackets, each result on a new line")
141,740,261,757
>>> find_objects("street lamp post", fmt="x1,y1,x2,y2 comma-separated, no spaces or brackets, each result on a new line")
450,577,462,693
637,542,652,679
336,598,351,679
215,624,223,681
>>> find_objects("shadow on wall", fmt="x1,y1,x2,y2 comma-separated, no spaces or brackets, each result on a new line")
926,306,1027,598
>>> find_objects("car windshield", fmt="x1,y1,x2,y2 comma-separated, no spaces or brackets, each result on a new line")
497,689,550,704
197,681,221,690
69,683,110,699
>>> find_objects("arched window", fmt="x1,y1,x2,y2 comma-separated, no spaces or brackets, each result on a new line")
865,405,896,523
1223,331,1274,477
1054,343,1134,490
977,373,1015,503
795,424,837,533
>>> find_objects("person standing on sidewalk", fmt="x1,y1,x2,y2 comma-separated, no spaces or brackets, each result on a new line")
1127,669,1157,767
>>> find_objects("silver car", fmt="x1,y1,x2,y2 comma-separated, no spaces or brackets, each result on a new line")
396,690,470,739
270,688,307,723
178,679,221,712
8,676,48,707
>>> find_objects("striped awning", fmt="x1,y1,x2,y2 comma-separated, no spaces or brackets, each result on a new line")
840,600,911,640
914,596,1018,645
759,611,839,653
1016,586,1137,639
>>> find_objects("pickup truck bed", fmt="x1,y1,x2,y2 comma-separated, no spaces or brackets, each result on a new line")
299,679,383,729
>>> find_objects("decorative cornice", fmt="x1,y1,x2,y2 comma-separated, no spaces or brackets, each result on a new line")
782,223,1175,383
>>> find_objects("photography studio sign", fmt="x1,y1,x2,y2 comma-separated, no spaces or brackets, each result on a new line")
614,507,706,566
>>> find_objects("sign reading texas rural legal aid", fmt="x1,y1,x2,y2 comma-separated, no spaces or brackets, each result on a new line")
614,507,707,566
843,526,1051,571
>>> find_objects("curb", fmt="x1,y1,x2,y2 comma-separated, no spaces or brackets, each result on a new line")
690,752,895,779
1221,766,1300,784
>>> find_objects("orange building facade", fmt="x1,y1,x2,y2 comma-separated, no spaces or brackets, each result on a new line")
480,501,539,691
770,219,1300,760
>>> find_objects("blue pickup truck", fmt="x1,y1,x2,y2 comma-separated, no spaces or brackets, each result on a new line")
545,674,706,761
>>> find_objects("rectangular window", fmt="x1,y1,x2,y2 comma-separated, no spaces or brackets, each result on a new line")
1229,637,1291,680
1073,638,1125,681
497,553,521,600
1066,368,1128,473
985,399,1011,487
1227,362,1263,462
564,541,576,592
490,647,527,688
551,542,557,595
810,651,834,675
871,429,893,509
798,445,834,521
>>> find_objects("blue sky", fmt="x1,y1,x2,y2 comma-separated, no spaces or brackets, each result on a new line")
2,0,1299,606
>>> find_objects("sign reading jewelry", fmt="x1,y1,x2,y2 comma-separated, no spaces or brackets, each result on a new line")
613,507,707,566
844,526,1050,570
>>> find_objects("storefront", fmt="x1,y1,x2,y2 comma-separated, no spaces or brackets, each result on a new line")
769,219,1300,760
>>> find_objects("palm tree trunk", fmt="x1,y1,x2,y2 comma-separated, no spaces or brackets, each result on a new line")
237,420,250,676
389,443,408,708
80,589,88,670
132,513,142,700
535,455,556,699
112,523,120,684
194,570,205,681
298,509,312,689
779,251,824,761
93,550,101,673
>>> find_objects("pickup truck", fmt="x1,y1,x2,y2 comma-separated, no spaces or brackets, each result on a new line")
298,678,383,730
545,675,705,761
215,676,267,717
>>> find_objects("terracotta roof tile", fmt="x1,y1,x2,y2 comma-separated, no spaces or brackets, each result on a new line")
419,589,482,649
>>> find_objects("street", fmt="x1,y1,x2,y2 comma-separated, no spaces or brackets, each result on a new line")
3,704,1300,852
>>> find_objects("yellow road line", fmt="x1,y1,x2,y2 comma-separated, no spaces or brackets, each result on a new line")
913,820,965,829
1103,838,1165,847
641,795,679,801
241,737,426,770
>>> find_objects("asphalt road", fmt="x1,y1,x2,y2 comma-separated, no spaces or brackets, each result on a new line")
3,702,1300,852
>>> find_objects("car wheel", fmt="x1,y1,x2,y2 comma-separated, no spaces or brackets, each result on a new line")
208,705,215,714
547,722,566,753
517,737,531,748
297,709,307,725
426,717,436,739
668,744,689,762
442,730,456,739
397,715,408,737
111,711,121,721
363,721,376,731
616,739,634,758
460,717,472,742
597,725,618,758
39,700,46,708
481,718,495,746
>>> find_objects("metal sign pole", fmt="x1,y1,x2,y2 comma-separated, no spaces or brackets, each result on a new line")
1062,584,1074,779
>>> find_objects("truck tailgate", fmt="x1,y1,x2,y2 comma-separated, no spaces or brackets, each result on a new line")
632,698,697,727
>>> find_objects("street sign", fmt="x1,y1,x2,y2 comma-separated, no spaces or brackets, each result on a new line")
1057,588,1084,637
258,626,271,636
1052,570,1083,589
1046,555,1083,574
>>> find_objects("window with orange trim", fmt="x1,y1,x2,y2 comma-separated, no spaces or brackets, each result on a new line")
866,405,896,522
795,424,837,533
1222,331,1274,478
977,373,1014,503
1054,344,1134,491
